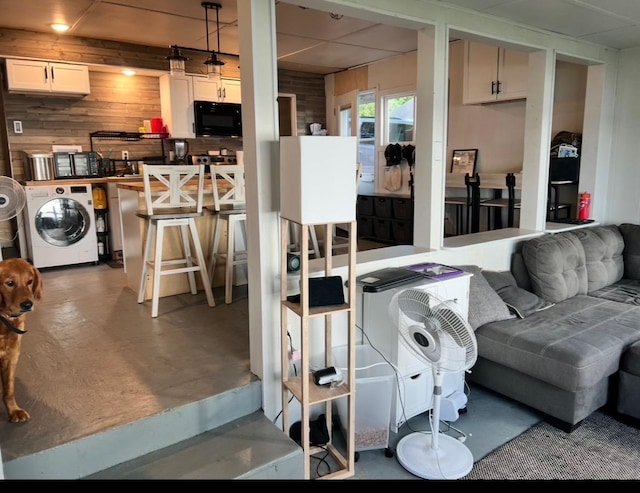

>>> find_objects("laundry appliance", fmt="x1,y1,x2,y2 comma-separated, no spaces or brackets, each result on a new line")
24,184,98,268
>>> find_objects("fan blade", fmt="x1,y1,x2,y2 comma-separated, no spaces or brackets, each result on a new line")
396,288,434,324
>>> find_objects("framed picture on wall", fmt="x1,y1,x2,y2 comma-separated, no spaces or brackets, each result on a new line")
451,149,478,174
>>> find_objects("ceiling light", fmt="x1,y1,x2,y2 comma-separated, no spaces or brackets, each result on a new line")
51,23,69,33
166,2,231,77
202,2,225,78
166,46,188,76
122,69,136,76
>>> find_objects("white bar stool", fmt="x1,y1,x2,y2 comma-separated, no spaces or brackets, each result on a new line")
207,164,248,304
136,164,215,317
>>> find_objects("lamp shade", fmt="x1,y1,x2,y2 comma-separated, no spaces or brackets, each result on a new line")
280,136,357,224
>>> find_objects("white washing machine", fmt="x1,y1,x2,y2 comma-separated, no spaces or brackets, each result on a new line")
24,184,98,268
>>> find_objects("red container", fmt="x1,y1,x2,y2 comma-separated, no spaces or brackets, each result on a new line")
578,192,591,220
150,117,163,133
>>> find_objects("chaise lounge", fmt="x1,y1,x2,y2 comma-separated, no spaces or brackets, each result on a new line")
460,224,640,431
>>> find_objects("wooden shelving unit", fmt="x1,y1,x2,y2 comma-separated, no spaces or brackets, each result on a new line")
280,217,357,480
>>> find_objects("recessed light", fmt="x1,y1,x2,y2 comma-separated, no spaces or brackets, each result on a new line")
122,69,136,76
51,23,70,33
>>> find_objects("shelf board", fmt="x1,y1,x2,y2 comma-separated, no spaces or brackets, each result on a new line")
282,300,351,317
90,131,169,141
283,373,350,405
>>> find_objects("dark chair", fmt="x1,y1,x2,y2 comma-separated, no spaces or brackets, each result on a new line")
479,173,521,230
445,173,479,235
465,173,482,233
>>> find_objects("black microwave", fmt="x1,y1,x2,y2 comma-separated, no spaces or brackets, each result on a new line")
193,101,242,137
53,152,100,179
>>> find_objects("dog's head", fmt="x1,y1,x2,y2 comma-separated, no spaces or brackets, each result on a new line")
0,258,43,318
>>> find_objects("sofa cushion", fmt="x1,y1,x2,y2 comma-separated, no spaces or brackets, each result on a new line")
619,223,640,280
473,296,640,392
588,278,640,305
521,232,588,303
453,265,514,330
482,270,553,318
570,225,624,292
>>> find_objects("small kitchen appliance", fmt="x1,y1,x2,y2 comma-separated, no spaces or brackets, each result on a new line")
23,151,54,181
53,152,100,179
173,140,189,164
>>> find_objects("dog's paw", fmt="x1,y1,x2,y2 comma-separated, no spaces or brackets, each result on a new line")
9,409,30,423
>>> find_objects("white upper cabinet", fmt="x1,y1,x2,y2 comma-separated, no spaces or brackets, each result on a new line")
192,75,220,102
160,73,195,139
5,59,90,95
462,41,528,104
219,78,241,103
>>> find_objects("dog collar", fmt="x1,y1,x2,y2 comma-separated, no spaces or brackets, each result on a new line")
0,315,26,334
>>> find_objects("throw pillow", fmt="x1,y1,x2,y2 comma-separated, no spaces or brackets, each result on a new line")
452,265,514,330
619,223,640,280
482,270,554,319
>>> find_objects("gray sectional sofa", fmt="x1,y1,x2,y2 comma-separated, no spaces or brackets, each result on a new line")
460,224,640,432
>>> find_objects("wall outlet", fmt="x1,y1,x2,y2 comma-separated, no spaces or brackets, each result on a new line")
122,150,129,160
13,121,22,134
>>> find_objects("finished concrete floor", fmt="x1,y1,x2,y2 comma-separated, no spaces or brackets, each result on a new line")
0,261,254,466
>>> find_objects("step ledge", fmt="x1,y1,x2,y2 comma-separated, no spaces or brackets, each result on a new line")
4,380,262,480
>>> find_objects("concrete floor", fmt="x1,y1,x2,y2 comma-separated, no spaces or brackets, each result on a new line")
0,261,254,466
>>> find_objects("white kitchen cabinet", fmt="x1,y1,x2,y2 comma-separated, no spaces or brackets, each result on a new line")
356,272,471,432
462,41,528,104
160,73,228,138
192,75,220,102
5,58,90,95
159,73,195,139
219,77,241,103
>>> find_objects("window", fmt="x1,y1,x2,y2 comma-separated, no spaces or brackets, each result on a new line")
383,93,415,144
357,91,376,186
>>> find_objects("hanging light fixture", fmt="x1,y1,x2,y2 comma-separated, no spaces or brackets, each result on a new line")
166,46,188,76
166,2,230,77
202,2,225,78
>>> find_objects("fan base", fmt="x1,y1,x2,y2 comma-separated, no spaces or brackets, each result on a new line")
396,432,473,480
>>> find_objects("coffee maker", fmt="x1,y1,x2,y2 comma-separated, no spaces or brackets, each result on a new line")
170,139,189,163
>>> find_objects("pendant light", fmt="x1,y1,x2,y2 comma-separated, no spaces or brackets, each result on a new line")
203,2,225,78
166,46,188,76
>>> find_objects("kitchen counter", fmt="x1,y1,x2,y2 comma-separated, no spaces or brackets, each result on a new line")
23,176,143,187
116,179,219,300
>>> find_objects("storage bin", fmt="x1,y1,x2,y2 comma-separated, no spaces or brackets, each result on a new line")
357,216,374,238
332,344,394,451
392,220,413,244
392,198,413,220
357,195,374,216
373,197,393,218
373,218,392,242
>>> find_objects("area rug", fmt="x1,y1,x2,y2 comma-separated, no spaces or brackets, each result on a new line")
463,411,640,480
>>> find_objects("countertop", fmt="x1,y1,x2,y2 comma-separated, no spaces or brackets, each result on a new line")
23,176,143,187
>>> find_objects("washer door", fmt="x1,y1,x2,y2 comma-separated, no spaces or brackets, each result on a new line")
34,197,92,247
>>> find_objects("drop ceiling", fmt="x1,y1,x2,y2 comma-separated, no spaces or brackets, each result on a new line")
0,0,638,75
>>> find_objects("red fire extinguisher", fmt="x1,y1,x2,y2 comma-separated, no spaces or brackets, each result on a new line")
578,192,591,220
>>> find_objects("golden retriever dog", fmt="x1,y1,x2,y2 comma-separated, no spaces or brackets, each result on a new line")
0,258,42,423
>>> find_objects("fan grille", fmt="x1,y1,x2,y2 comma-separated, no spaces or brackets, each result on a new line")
390,287,477,372
0,176,26,221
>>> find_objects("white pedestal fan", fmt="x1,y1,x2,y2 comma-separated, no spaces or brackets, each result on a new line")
0,177,27,261
389,287,478,480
